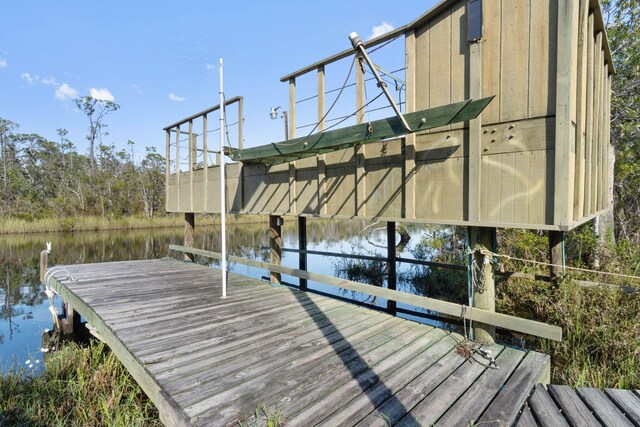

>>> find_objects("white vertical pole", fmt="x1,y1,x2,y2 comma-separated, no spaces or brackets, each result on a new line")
219,57,228,299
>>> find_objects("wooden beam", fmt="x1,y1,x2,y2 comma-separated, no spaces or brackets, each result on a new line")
169,245,563,341
165,130,170,212
404,30,417,220
554,0,579,226
468,39,482,222
230,97,494,165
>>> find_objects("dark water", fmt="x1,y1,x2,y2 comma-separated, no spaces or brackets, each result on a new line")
0,219,445,372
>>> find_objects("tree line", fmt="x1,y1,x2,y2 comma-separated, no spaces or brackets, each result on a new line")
0,98,165,220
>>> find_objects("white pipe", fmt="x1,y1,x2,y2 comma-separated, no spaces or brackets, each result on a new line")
219,57,228,299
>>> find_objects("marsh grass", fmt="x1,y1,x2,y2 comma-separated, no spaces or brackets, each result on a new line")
0,341,161,426
497,276,640,389
0,214,260,234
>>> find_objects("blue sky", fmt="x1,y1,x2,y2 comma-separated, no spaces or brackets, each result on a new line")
0,0,437,160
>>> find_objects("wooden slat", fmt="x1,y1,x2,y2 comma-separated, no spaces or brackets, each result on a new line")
436,346,527,425
548,385,601,427
283,327,446,424
577,387,634,426
477,351,550,425
584,13,595,215
516,405,538,427
500,0,530,122
397,345,505,426
605,389,640,426
528,384,570,426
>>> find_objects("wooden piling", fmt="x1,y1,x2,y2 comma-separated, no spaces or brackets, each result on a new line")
548,230,565,281
387,221,397,315
468,227,496,343
184,213,195,262
269,215,282,285
298,216,307,290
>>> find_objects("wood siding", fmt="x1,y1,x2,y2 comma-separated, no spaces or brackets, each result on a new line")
165,0,613,231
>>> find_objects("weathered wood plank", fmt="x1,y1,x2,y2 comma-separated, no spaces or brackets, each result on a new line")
477,351,550,426
397,345,505,426
577,387,634,426
528,384,570,426
281,326,442,422
605,389,640,426
313,335,458,426
516,405,538,427
436,346,527,425
547,385,601,427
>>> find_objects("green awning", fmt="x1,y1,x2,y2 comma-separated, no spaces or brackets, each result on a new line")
229,96,494,165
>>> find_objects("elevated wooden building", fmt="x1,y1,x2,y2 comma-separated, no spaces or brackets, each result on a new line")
165,0,613,232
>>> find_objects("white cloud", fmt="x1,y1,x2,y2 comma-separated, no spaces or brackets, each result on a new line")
169,92,186,102
130,83,143,94
55,83,78,100
368,22,395,40
90,87,115,102
21,72,39,84
41,76,58,86
0,58,6,68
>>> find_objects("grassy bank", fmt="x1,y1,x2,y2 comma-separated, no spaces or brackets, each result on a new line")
0,341,161,426
497,277,640,389
0,214,263,234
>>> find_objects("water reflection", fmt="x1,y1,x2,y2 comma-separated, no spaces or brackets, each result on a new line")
0,219,373,369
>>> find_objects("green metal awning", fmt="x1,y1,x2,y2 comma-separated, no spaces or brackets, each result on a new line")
229,96,494,165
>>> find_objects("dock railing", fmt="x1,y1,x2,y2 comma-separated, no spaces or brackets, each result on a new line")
169,244,562,341
163,96,243,212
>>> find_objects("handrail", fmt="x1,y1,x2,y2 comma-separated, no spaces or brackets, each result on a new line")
163,96,243,131
169,244,563,341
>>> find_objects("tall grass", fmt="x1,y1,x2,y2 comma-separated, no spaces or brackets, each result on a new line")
0,214,262,234
497,276,640,389
0,341,161,426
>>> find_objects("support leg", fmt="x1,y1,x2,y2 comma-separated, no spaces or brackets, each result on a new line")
298,216,307,290
548,230,565,282
468,226,496,344
387,221,397,315
269,215,282,285
184,213,195,262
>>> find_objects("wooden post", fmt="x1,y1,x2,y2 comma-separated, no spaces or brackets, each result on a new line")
269,215,282,285
387,221,397,315
298,216,307,290
184,213,195,262
468,227,496,343
548,230,565,281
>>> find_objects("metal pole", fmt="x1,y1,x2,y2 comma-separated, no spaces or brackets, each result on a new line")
348,32,411,132
219,58,228,299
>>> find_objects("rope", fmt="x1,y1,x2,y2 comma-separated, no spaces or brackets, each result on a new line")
476,248,640,282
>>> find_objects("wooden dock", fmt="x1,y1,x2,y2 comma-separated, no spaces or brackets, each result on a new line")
48,258,552,426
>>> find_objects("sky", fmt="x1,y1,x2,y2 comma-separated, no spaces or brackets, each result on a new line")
0,0,437,161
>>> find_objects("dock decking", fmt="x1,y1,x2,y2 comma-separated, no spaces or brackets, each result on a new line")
48,258,551,426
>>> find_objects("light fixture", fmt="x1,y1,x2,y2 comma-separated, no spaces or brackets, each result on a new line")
270,106,281,120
